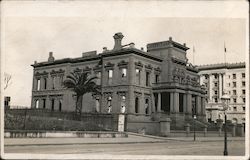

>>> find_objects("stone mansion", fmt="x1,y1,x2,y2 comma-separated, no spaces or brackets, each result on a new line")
31,33,206,133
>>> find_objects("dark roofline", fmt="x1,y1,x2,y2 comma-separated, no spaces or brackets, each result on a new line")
197,62,245,71
147,40,189,52
31,48,163,68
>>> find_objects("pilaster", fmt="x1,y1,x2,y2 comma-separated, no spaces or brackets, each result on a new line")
157,92,161,112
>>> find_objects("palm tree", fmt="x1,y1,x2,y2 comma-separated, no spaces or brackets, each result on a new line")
63,72,100,116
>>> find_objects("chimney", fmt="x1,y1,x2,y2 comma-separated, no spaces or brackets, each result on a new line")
113,32,124,50
48,52,55,62
103,47,108,52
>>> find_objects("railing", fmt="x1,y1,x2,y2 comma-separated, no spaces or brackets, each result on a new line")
152,81,203,92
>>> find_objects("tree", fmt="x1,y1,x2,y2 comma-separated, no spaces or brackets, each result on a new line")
63,72,100,116
4,72,12,90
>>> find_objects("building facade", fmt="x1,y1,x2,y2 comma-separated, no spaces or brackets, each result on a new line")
198,63,246,125
31,33,206,133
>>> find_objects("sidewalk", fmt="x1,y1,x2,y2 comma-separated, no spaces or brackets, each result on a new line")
127,132,245,142
4,133,245,146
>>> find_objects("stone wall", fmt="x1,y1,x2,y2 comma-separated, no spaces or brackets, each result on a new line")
5,109,116,131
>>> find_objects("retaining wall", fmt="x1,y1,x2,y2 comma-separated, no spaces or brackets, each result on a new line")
4,130,127,138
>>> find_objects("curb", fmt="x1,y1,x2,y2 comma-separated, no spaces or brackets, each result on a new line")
5,140,169,147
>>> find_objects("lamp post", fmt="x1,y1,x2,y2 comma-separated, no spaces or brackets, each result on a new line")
221,94,230,156
193,114,197,141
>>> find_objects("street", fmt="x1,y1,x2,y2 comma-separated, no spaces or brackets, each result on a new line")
4,135,245,156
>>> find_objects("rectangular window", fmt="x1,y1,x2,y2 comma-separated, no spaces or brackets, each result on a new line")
242,81,245,87
44,78,47,89
233,98,237,103
242,73,245,78
243,107,245,111
214,90,218,95
233,90,237,95
146,72,150,86
135,69,141,85
214,98,218,103
42,99,46,109
108,70,113,84
242,89,245,95
233,74,236,79
205,75,208,79
108,70,113,78
243,98,245,103
121,68,127,78
95,99,100,112
233,106,237,111
35,100,39,108
214,82,218,87
52,76,55,89
233,82,236,87
51,99,55,111
121,96,126,113
107,96,112,113
37,79,41,90
155,75,159,83
59,100,62,111
145,99,149,114
214,74,218,79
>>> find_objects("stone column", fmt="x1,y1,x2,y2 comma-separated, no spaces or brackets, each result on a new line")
151,93,155,113
128,87,135,114
201,97,206,115
196,96,201,115
222,73,226,94
208,74,213,102
148,98,152,114
128,57,135,85
174,92,179,113
219,73,222,101
186,93,192,114
157,93,161,112
170,93,174,112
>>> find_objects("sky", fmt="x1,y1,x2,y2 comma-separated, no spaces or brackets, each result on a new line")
1,1,248,106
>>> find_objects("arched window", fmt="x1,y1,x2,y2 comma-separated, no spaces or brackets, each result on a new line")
135,97,139,113
232,118,238,124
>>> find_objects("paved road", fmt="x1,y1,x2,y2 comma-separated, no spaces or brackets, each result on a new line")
4,135,245,156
